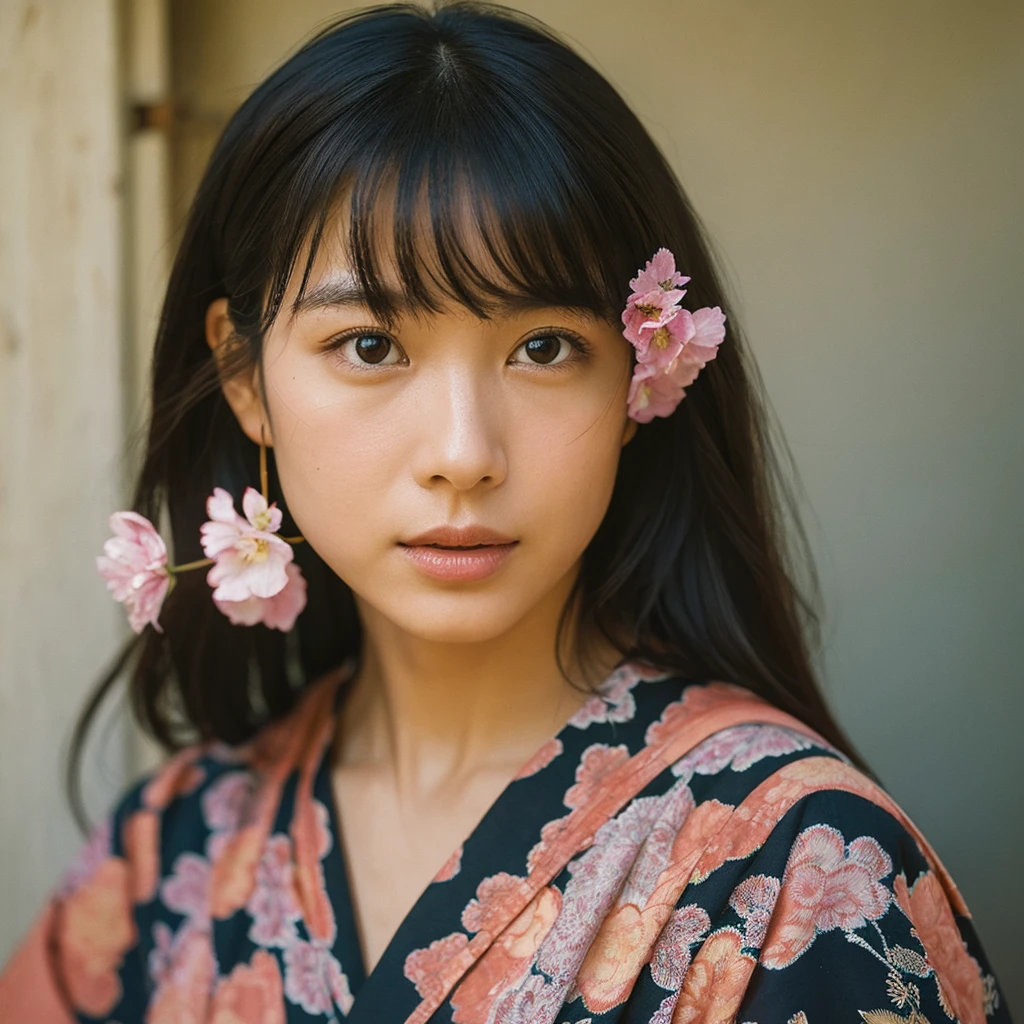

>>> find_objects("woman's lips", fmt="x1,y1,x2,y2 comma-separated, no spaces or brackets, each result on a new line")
399,526,518,582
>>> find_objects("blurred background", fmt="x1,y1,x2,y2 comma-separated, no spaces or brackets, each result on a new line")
1,0,1021,1005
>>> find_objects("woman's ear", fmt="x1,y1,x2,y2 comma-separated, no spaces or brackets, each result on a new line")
205,298,272,446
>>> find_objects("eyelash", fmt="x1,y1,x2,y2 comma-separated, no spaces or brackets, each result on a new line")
322,327,592,370
322,329,407,371
512,329,591,369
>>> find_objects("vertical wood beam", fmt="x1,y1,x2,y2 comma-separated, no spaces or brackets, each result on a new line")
0,0,127,961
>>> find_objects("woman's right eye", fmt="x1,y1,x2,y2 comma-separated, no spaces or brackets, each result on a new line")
335,332,405,367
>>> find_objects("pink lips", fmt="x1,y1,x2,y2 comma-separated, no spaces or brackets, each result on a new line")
399,526,518,583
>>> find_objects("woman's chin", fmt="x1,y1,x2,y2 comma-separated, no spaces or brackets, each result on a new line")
355,589,541,647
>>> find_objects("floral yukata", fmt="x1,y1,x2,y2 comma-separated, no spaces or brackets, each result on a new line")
0,660,1010,1024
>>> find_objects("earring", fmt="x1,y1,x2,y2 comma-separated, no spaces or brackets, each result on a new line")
97,425,307,633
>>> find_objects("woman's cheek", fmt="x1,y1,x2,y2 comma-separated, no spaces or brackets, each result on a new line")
511,414,621,547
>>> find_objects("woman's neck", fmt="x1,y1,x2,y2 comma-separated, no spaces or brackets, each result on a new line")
334,570,621,801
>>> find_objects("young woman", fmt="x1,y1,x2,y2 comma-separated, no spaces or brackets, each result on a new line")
0,3,1010,1022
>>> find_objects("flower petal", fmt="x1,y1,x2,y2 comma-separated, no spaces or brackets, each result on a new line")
241,487,268,527
214,562,307,631
629,248,691,295
200,519,245,559
206,487,246,525
688,306,727,360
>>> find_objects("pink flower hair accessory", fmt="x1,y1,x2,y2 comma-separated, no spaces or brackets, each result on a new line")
96,431,306,633
622,247,726,422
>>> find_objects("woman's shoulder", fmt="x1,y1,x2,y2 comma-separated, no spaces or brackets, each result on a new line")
646,697,1007,1021
20,669,347,1023
663,697,959,900
103,664,348,876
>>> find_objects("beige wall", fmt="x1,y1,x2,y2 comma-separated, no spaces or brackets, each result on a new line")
0,0,128,960
170,0,1024,1000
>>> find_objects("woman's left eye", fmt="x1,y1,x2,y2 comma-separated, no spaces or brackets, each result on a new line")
510,333,577,366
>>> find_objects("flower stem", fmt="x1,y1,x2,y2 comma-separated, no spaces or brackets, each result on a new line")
280,536,305,545
170,556,215,574
259,434,269,502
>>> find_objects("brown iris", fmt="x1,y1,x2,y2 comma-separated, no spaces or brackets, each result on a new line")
355,334,392,363
523,336,561,364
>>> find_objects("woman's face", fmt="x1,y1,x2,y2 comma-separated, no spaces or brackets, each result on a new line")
211,231,636,645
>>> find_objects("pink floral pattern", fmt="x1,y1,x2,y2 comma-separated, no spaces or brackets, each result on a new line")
247,835,302,947
202,770,257,832
671,724,819,782
894,870,987,1024
146,925,216,1024
56,856,137,1016
568,660,668,729
7,664,1001,1024
513,737,563,779
760,825,892,968
209,949,285,1024
161,853,211,926
405,932,472,1003
433,844,463,883
58,817,112,897
449,886,562,1023
671,928,756,1024
729,873,781,950
282,940,352,1016
649,904,712,990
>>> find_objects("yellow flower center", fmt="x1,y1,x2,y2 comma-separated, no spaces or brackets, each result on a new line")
636,302,661,318
651,327,670,349
242,536,270,563
251,509,273,531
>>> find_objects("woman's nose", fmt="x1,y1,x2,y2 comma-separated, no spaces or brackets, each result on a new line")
411,370,508,493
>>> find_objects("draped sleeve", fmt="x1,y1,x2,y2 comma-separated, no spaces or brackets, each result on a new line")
650,786,1008,1024
0,802,142,1023
0,744,212,1024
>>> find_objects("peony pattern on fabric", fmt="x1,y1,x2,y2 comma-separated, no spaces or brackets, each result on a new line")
0,660,1009,1024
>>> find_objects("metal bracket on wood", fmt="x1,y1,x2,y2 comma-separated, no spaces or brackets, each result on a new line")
130,101,173,133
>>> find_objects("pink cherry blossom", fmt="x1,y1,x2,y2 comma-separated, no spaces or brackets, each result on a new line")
627,363,686,423
96,511,171,633
621,287,686,348
671,306,727,388
620,250,727,422
632,307,696,372
629,247,690,296
214,560,307,631
689,305,727,357
201,486,293,603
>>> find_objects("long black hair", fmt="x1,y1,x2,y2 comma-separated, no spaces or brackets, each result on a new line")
69,0,864,827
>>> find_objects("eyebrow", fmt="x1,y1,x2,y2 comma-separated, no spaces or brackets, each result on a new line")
290,276,600,321
290,278,399,316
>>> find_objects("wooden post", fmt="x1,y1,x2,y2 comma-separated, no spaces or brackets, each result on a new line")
0,0,127,961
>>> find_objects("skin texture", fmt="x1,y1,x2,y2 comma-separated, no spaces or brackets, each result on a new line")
207,223,639,972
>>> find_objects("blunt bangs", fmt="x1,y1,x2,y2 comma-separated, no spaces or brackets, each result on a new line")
215,3,679,338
